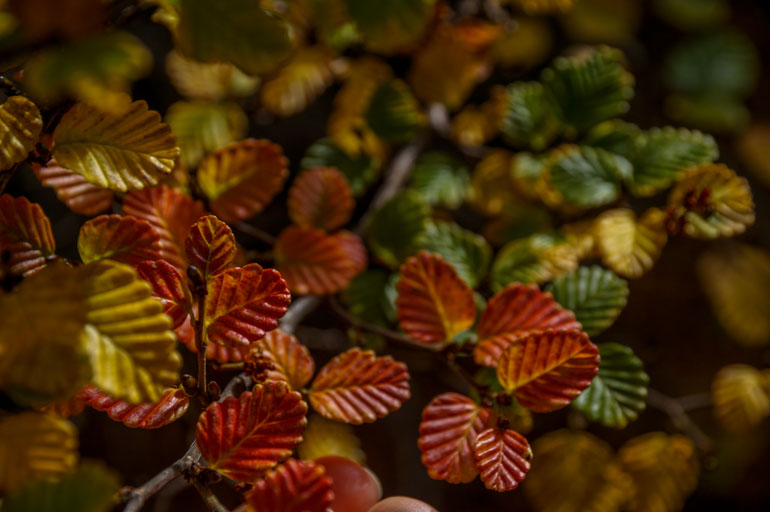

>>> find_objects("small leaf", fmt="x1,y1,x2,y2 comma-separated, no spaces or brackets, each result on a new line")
473,427,531,492
712,364,770,433
309,347,410,424
366,190,430,268
595,208,668,279
0,194,56,276
288,167,354,231
245,458,334,512
409,152,470,209
396,251,476,345
341,269,397,327
546,145,632,208
77,214,162,265
52,96,179,192
0,96,43,171
249,329,315,390
185,215,236,279
497,329,599,412
418,392,492,483
364,79,425,144
468,149,516,216
344,0,435,55
489,233,579,291
197,138,289,223
547,266,629,336
176,316,253,363
165,48,260,101
298,414,366,464
301,138,380,196
583,119,640,159
33,160,113,216
500,82,560,151
196,382,307,482
78,385,190,429
415,221,492,288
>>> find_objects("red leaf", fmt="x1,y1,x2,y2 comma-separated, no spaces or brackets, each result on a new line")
309,348,410,425
246,458,334,512
196,382,307,482
473,283,580,367
78,385,190,429
274,226,367,295
0,194,56,275
33,160,113,216
77,214,162,265
288,167,354,231
136,260,191,329
39,395,86,418
185,215,236,279
176,316,253,363
248,329,315,390
418,393,492,483
496,329,600,412
473,427,531,492
204,263,291,347
396,251,476,345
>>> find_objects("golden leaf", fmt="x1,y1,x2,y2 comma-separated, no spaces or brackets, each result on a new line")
712,364,770,433
595,208,667,279
165,49,260,101
493,17,553,69
450,86,506,148
0,96,43,171
468,149,515,216
297,414,366,464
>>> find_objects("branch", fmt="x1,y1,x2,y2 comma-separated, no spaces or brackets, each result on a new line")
190,479,231,512
233,222,276,245
646,388,714,452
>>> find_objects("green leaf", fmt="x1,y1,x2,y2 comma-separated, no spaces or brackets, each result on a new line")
500,82,561,151
410,152,470,209
582,119,640,160
572,343,649,428
366,190,430,268
364,79,424,144
547,145,632,208
342,269,397,327
2,462,120,512
542,46,634,135
177,0,294,75
626,127,718,197
547,266,629,336
489,233,577,291
652,0,729,31
415,221,492,288
665,93,749,135
344,0,435,54
301,138,380,196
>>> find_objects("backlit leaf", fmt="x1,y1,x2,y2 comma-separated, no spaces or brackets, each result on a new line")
301,138,380,196
344,0,435,55
364,79,425,144
197,139,289,223
473,427,532,492
489,233,579,290
185,215,236,280
712,364,770,433
0,96,42,170
309,347,410,424
500,82,560,151
0,194,56,276
261,46,337,117
415,221,492,288
52,96,179,192
396,251,476,345
165,49,260,101
32,160,113,216
366,191,430,268
78,385,189,429
288,167,354,231
497,329,599,412
409,152,470,209
245,458,334,512
250,329,315,390
77,214,162,265
196,382,307,482
595,208,667,279
298,414,366,464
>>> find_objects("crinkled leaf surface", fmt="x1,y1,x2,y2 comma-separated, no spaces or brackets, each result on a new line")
301,138,380,196
245,458,334,512
79,385,189,429
366,190,430,268
364,79,425,144
0,96,43,171
136,259,191,330
473,427,532,492
546,145,632,208
185,215,236,279
77,214,162,265
33,160,114,216
490,234,579,290
288,167,354,231
712,364,770,432
250,329,315,390
0,194,56,276
410,152,470,209
501,82,560,151
415,221,492,288
595,208,667,279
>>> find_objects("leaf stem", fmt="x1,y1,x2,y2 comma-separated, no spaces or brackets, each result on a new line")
195,295,209,405
646,387,713,452
190,477,231,512
234,222,277,245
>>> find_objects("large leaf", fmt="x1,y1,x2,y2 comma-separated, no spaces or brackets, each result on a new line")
474,283,580,367
0,96,43,170
490,233,579,290
165,49,260,101
309,348,410,424
249,329,315,390
595,208,667,279
712,364,770,433
344,0,435,54
500,82,560,151
245,458,334,512
196,382,307,482
32,160,114,216
418,392,491,483
364,79,425,144
396,251,476,345
409,152,470,209
497,329,600,412
547,266,629,336
298,414,366,464
52,96,179,192
184,215,236,280
546,145,632,208
473,427,532,492
0,194,56,276
197,138,289,223
301,138,380,196
366,190,430,268
77,214,162,265
572,343,649,428
78,385,189,429
288,167,354,231
415,221,492,288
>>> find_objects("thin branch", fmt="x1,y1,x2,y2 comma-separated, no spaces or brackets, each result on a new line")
233,222,276,245
190,479,231,512
677,392,712,412
280,296,322,335
646,388,714,452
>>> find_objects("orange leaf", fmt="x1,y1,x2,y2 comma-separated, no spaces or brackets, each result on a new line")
196,382,307,482
418,392,492,483
204,263,291,347
309,348,410,425
497,330,600,412
396,251,476,345
136,260,191,329
288,167,354,231
248,329,315,390
176,316,252,363
473,283,580,367
33,160,113,216
274,226,367,295
246,458,334,512
185,215,236,279
77,214,162,265
39,396,86,418
122,185,206,271
78,385,189,429
473,427,532,492
197,139,289,223
0,194,56,276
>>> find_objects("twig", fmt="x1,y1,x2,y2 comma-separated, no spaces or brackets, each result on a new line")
677,392,712,412
190,479,231,512
646,388,714,452
234,222,276,245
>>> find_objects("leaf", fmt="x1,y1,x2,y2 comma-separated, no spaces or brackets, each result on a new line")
77,214,162,265
500,82,561,151
288,167,354,231
32,160,114,216
260,46,337,117
489,233,579,291
409,152,470,209
0,194,56,276
415,221,492,289
301,138,380,196
664,92,749,135
595,208,668,279
78,385,190,429
165,49,260,101
395,251,476,345
418,392,492,484
184,215,236,280
249,329,315,390
309,347,410,424
712,364,770,433
197,138,289,223
0,96,43,170
468,149,515,216
366,190,430,267
7,0,106,42
205,263,291,347
497,329,600,412
617,433,699,512
583,119,641,159
52,96,179,192
80,260,181,403
547,266,629,336
344,0,435,55
1,461,119,512
666,163,754,239
510,0,577,14
39,395,86,418
342,269,397,327
245,458,334,512
0,412,78,492
176,316,254,363
196,382,307,482
652,0,729,31
737,123,770,189
176,0,294,75
473,283,579,367
572,343,649,428
298,413,366,463
364,79,425,144
473,427,532,492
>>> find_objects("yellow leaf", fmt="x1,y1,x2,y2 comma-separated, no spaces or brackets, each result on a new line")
297,414,366,464
595,208,667,279
165,49,260,101
562,219,599,260
0,96,43,171
493,17,553,69
0,412,78,493
468,149,515,216
450,86,506,148
345,0,435,55
52,96,179,192
712,364,770,433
